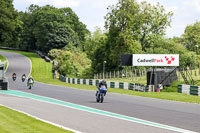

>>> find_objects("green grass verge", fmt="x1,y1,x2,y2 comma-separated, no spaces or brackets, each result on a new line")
106,76,147,84
1,49,200,104
0,54,6,62
0,54,8,70
0,105,73,133
0,49,52,81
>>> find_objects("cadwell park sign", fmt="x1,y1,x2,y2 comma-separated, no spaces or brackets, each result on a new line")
132,54,179,66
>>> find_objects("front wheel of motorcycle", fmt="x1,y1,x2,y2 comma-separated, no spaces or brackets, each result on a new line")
100,93,104,103
96,91,100,102
96,97,100,102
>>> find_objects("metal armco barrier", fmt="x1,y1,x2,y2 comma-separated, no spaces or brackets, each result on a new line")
178,84,200,96
190,86,198,96
77,79,80,84
110,82,115,88
83,79,86,84
95,80,99,86
124,82,129,90
89,79,93,85
129,83,135,90
59,75,155,92
72,78,75,84
119,82,124,89
178,84,182,93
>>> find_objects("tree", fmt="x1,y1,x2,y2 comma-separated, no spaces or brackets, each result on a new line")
31,6,76,52
19,5,89,53
48,49,92,78
145,39,195,67
0,0,22,47
85,27,107,59
103,0,173,70
61,8,89,51
182,21,200,53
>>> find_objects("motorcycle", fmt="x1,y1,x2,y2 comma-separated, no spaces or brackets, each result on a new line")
22,77,25,82
96,85,107,103
22,74,26,82
12,77,16,81
12,73,16,81
27,79,34,89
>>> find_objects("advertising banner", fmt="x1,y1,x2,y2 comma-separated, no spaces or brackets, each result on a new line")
132,54,179,66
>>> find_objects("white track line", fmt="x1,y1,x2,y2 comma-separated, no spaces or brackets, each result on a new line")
0,104,82,133
4,90,197,133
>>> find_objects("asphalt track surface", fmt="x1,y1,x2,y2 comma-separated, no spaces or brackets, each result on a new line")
0,51,200,133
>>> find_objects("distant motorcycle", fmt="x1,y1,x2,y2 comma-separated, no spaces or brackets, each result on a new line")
27,77,34,89
96,85,107,103
28,82,34,89
21,74,26,82
12,73,16,81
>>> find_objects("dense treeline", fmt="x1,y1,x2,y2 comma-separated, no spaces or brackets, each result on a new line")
0,0,22,48
1,0,200,78
19,5,89,52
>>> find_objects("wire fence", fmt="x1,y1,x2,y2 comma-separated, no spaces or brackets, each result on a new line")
94,67,200,85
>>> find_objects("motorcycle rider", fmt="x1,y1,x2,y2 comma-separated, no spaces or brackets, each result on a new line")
21,74,26,82
27,76,34,89
12,73,16,81
96,80,108,96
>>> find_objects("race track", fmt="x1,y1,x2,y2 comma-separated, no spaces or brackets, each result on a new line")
0,51,200,133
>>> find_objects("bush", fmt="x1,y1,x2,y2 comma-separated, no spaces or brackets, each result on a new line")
48,49,92,78
162,81,182,92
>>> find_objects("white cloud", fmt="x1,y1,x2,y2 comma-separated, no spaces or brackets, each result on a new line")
26,0,80,8
52,0,80,8
165,6,178,13
184,0,200,13
91,0,117,9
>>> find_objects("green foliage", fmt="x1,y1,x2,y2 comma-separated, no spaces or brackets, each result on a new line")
102,0,173,71
0,0,23,47
0,54,7,69
182,21,200,53
0,54,6,62
60,8,89,51
48,49,92,78
145,39,195,67
84,27,107,58
162,81,180,92
2,49,200,104
84,27,109,73
19,5,89,53
2,0,199,80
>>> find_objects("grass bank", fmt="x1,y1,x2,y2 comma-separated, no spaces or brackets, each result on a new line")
0,54,8,69
0,55,6,62
1,49,200,104
0,106,72,133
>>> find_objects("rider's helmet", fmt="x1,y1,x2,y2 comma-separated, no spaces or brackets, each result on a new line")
102,80,106,84
12,73,16,77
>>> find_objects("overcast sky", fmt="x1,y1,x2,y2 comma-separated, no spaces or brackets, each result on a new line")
13,0,200,38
